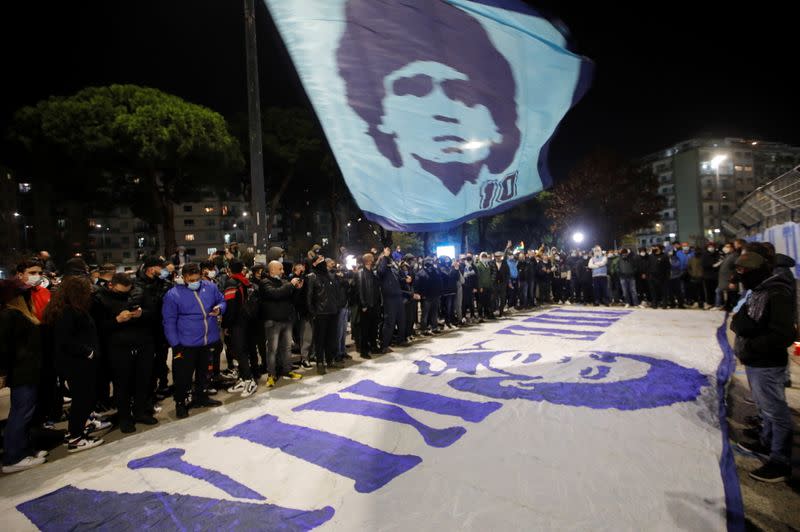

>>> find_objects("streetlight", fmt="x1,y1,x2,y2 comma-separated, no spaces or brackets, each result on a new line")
669,232,676,239
710,154,727,241
572,232,585,245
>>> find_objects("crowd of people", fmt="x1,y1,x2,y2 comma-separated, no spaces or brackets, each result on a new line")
0,239,795,482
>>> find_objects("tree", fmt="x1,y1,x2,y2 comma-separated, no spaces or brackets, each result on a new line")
259,107,328,241
486,192,554,251
8,84,244,254
546,151,664,247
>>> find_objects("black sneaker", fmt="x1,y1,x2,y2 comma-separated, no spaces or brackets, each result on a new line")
300,359,313,368
120,419,136,434
191,397,222,408
316,363,327,375
360,353,372,360
134,415,158,426
744,415,762,427
742,427,762,441
749,461,791,483
176,403,189,419
341,354,353,361
736,440,770,459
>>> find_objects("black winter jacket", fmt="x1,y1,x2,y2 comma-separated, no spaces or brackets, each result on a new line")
414,265,443,299
377,256,403,299
306,263,339,316
0,301,42,387
356,267,381,308
53,306,99,369
260,276,296,322
92,286,150,348
131,270,171,342
731,274,795,367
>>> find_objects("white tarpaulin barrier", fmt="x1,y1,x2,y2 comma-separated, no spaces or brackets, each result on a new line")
746,221,800,279
0,308,743,531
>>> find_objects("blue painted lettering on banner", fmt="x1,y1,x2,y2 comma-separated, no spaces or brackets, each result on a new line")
128,448,265,501
495,324,604,341
216,414,421,493
294,394,466,448
17,485,334,532
342,379,501,422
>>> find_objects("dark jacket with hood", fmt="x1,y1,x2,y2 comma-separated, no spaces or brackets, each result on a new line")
306,261,339,316
414,263,444,299
731,272,795,367
376,255,403,300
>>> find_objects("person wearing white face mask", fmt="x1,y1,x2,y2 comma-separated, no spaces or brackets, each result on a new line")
16,259,51,322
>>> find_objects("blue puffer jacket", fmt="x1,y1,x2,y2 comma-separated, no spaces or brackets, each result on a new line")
162,281,227,348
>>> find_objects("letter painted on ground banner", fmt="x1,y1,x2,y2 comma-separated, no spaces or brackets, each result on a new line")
341,379,502,422
17,485,334,532
523,315,618,327
549,308,632,316
216,414,421,493
128,448,265,501
495,324,604,341
294,394,466,448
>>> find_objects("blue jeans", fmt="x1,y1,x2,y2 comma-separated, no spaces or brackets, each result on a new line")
619,277,639,306
746,365,793,465
3,385,37,465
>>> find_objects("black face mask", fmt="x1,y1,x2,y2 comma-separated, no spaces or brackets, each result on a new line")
740,269,769,290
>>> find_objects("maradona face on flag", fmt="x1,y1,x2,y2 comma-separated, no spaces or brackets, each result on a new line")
265,0,592,231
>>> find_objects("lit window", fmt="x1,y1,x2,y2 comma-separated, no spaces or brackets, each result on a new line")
18,183,32,194
221,205,229,216
57,218,67,229
204,205,215,214
185,234,195,241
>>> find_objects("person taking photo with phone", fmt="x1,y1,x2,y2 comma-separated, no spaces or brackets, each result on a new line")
91,273,158,434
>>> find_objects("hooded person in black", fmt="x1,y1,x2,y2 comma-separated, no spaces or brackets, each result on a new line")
414,257,444,334
377,248,406,353
131,256,172,399
306,253,340,374
731,250,795,483
92,273,157,433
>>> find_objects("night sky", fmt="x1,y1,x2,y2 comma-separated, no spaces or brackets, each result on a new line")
1,1,796,180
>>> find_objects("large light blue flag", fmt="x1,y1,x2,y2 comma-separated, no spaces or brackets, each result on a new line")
264,0,592,231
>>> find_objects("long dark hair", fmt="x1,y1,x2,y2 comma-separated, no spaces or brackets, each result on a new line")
43,276,93,324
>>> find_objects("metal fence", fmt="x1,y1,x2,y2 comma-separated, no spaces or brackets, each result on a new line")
725,165,800,235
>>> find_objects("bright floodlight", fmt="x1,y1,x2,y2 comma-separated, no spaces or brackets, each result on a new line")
669,233,676,238
710,154,727,169
436,245,456,259
572,232,585,244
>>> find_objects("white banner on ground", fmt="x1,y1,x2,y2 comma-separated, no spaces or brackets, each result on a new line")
0,308,741,530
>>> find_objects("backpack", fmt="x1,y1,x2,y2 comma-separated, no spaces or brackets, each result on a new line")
241,282,260,322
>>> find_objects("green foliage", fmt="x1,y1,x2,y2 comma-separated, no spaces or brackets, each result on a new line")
8,84,244,251
391,232,424,256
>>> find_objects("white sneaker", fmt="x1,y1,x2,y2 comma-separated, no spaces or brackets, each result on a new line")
241,379,257,398
85,418,112,433
63,396,72,405
34,450,49,459
221,368,239,380
227,379,246,393
638,303,647,309
2,455,46,473
67,436,104,453
565,300,572,305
